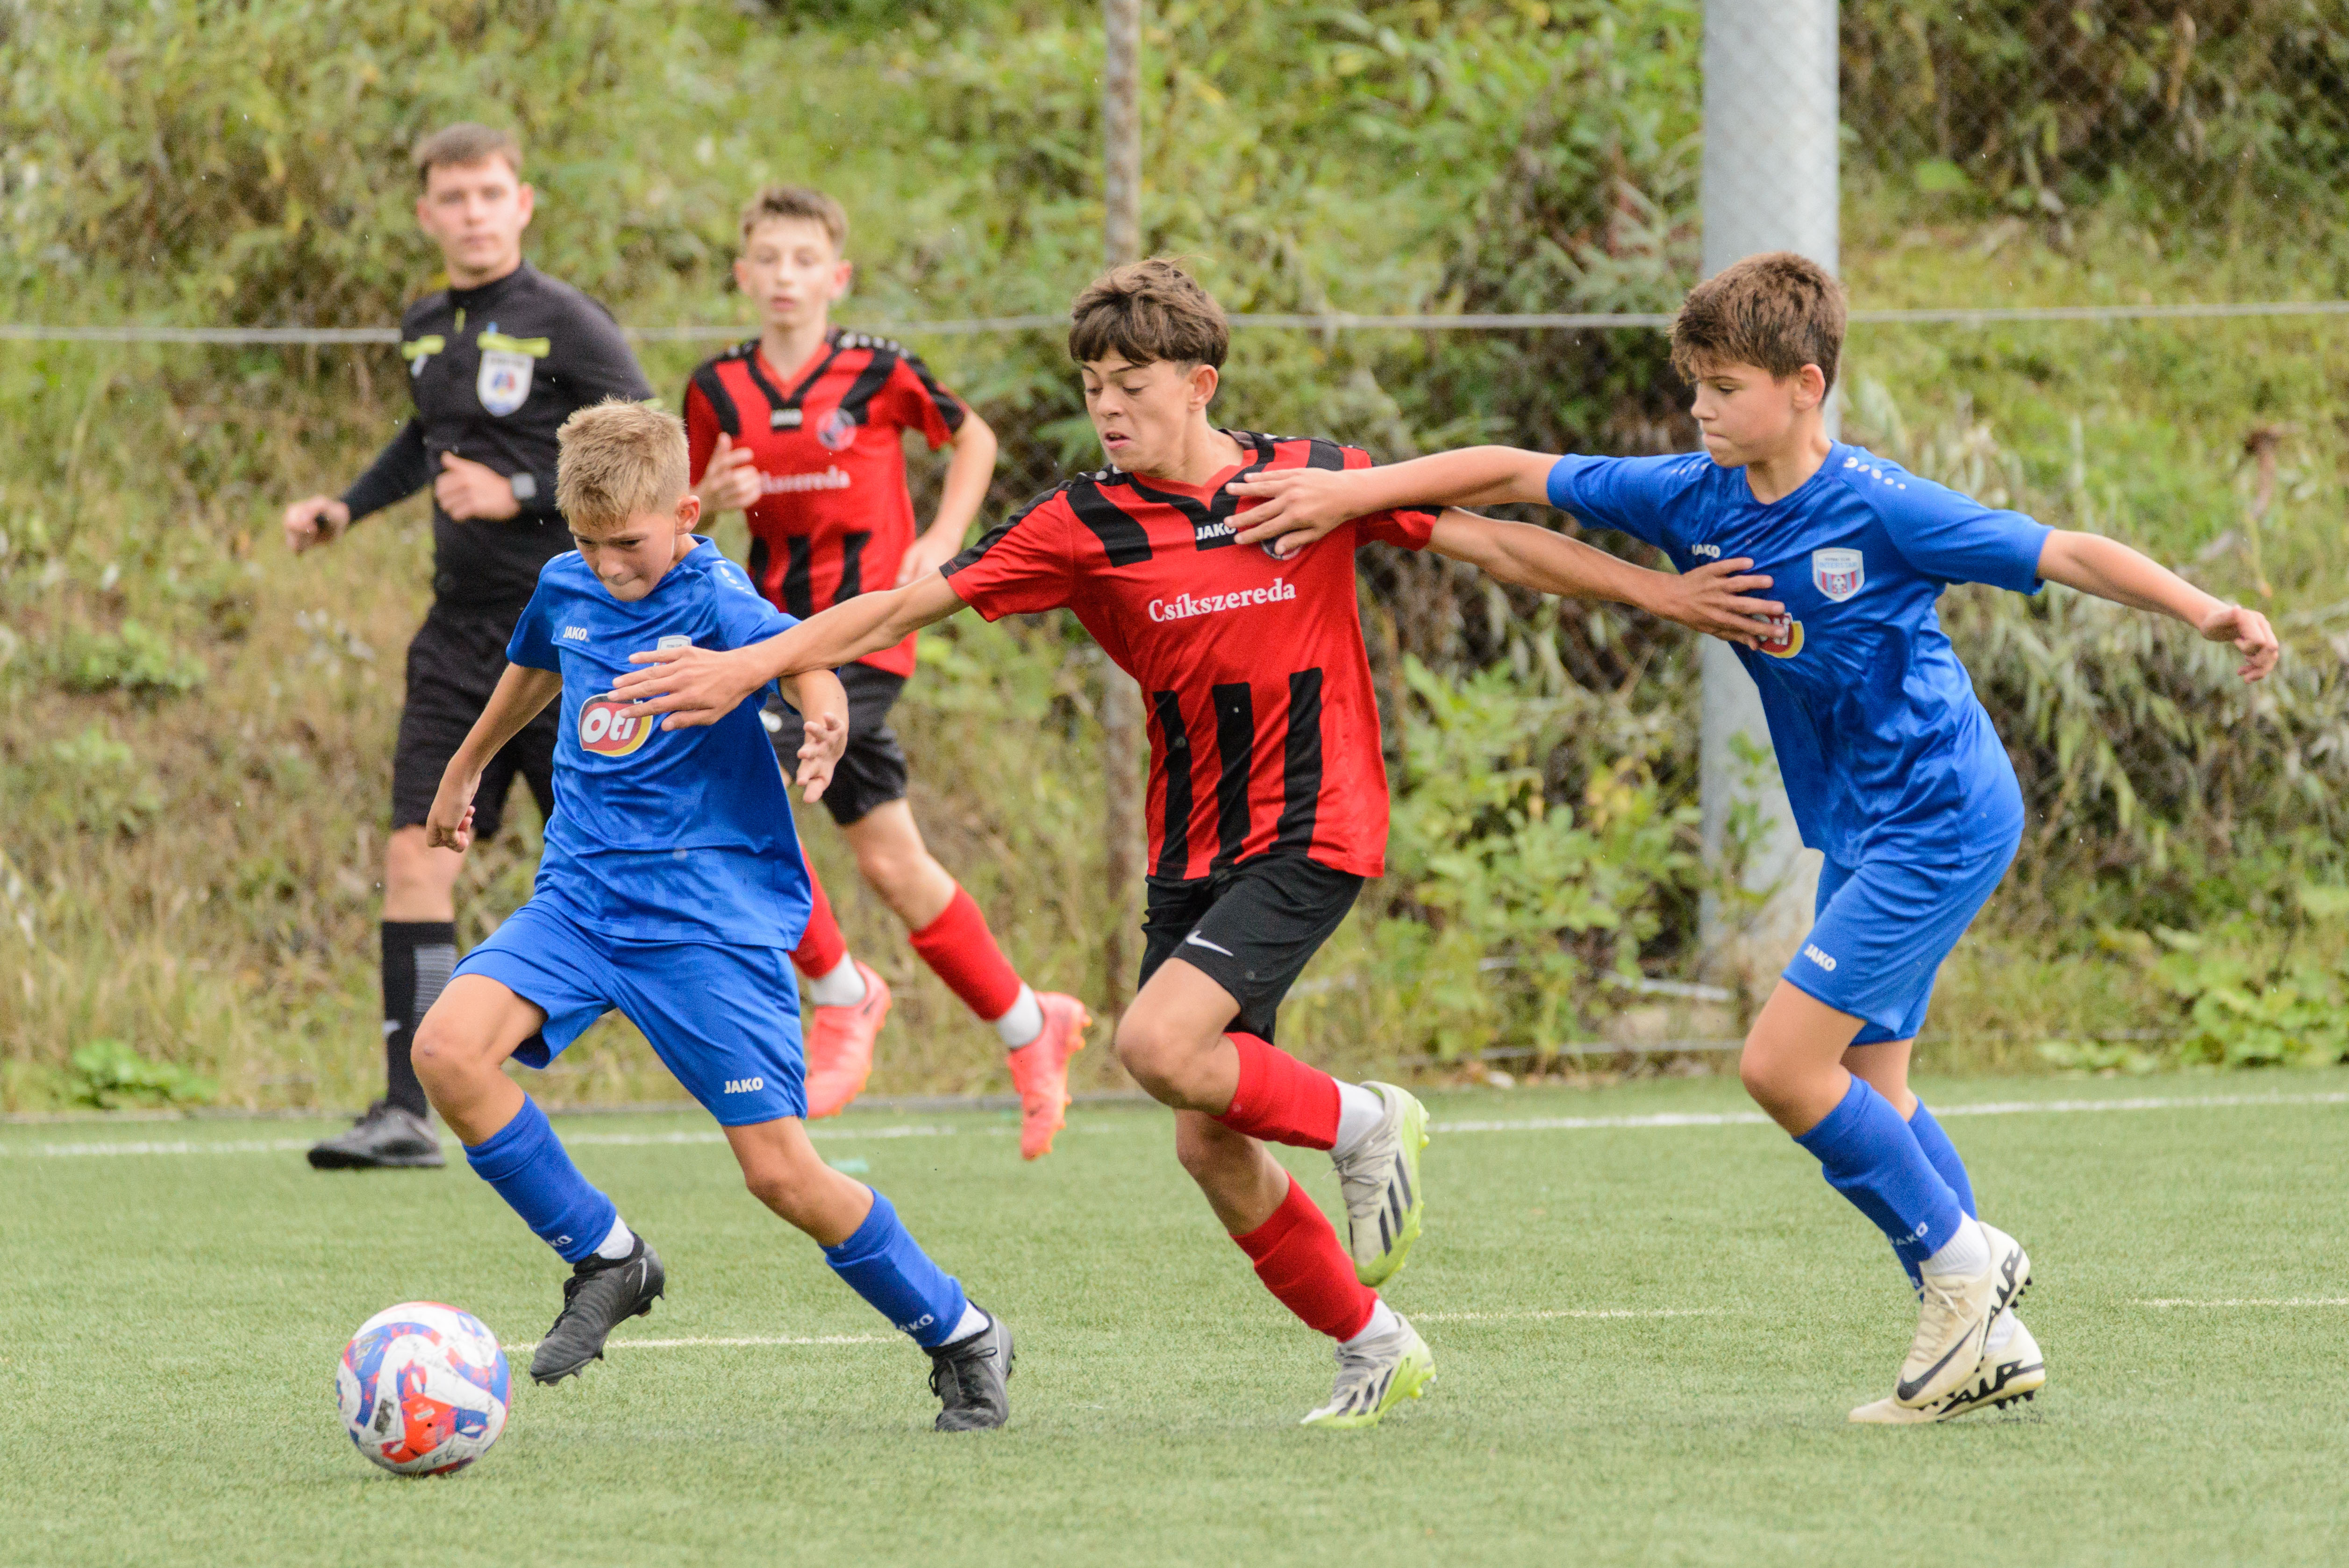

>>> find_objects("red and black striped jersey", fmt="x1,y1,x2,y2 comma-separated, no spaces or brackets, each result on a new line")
683,330,965,677
943,432,1436,880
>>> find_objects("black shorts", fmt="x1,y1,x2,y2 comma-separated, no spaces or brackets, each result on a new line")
764,662,910,827
390,607,557,841
1137,856,1364,1041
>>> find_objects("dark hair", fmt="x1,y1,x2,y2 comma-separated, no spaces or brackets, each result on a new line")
1670,251,1847,392
413,123,521,189
738,185,849,251
1067,258,1229,370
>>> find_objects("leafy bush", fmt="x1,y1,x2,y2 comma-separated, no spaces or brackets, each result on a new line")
50,621,206,698
67,1038,218,1110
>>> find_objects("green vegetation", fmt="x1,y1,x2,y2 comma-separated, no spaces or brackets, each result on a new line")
7,1076,2349,1566
5,2,2349,1106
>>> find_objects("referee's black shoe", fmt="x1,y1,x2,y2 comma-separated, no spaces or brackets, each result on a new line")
926,1308,1013,1431
306,1100,445,1170
530,1235,665,1385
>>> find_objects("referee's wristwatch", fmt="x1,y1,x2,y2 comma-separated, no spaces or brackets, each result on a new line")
507,471,538,504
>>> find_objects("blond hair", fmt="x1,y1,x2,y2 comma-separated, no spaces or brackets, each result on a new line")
739,185,849,251
1067,257,1229,370
556,399,690,527
413,123,521,188
1670,251,1847,392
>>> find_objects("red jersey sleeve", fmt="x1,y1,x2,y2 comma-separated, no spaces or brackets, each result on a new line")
1334,444,1438,550
682,373,722,485
941,492,1077,618
877,352,967,450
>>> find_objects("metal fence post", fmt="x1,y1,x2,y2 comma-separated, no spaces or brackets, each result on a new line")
1098,0,1147,1016
1699,0,1836,991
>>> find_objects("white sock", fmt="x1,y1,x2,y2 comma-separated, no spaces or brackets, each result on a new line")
1985,1309,2019,1354
593,1217,636,1261
801,954,868,1009
1340,1298,1399,1351
1921,1215,1989,1278
993,984,1044,1049
1330,1082,1386,1160
942,1301,990,1345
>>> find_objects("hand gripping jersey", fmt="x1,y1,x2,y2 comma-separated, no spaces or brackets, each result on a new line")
1548,444,2052,866
944,433,1437,881
504,540,811,948
341,262,654,612
683,331,967,677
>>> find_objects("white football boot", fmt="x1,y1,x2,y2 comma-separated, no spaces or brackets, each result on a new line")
1331,1083,1428,1288
1896,1221,2031,1408
1852,1311,2045,1424
1300,1311,1436,1430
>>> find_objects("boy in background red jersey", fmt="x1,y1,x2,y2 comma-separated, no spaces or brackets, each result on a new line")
682,187,1088,1155
627,260,1781,1426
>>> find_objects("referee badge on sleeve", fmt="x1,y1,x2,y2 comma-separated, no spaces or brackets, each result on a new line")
1812,548,1865,602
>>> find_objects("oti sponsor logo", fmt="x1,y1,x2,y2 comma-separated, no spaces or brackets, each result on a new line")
578,694,655,757
1759,615,1806,659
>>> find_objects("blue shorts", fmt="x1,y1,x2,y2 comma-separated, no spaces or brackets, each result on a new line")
452,899,807,1125
1781,834,2019,1045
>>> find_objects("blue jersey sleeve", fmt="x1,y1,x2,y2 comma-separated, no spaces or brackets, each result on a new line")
1544,454,1695,549
1863,465,2051,594
706,557,799,649
506,576,563,670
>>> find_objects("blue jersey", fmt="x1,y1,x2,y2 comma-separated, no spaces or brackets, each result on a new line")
1548,444,2051,865
506,538,811,948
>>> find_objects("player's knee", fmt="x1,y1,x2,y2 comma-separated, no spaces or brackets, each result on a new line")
1114,1012,1179,1093
410,1014,491,1095
852,842,925,905
740,1159,822,1225
1737,1041,1797,1114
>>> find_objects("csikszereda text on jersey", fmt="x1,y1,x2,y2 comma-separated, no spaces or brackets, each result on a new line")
944,433,1437,882
341,262,654,613
1547,444,2052,868
505,540,811,948
683,330,966,677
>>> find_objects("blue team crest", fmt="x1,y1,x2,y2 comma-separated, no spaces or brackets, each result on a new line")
1811,548,1865,603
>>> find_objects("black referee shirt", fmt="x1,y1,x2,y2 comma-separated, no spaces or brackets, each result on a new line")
340,261,653,613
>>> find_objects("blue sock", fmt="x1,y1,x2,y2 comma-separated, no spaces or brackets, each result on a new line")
462,1096,619,1266
1793,1077,1966,1273
1897,1100,1978,1286
823,1190,968,1349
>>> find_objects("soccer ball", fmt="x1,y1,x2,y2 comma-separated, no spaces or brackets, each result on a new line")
336,1302,511,1476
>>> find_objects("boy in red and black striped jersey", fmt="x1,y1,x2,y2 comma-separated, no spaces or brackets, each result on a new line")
621,260,1783,1427
682,187,1088,1155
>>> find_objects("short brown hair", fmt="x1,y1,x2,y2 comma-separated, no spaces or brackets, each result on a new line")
739,185,849,251
1670,251,1846,392
413,123,521,188
557,399,690,527
1067,258,1229,370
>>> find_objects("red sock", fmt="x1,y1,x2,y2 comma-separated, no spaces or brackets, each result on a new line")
908,885,1023,1022
1234,1176,1377,1340
1214,1033,1340,1150
792,861,848,976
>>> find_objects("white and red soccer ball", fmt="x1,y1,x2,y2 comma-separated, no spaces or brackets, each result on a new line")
336,1302,511,1476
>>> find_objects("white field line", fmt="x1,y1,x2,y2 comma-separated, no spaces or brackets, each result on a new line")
1415,1308,1725,1322
6,1089,2344,1158
2132,1298,2349,1308
504,1334,894,1352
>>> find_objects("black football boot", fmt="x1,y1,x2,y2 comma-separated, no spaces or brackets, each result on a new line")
925,1308,1013,1431
307,1100,445,1169
529,1234,666,1385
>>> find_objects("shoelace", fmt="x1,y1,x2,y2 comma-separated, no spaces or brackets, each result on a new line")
929,1339,999,1403
1907,1276,1969,1358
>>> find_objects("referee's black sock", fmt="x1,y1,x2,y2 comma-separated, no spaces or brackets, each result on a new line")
382,920,457,1119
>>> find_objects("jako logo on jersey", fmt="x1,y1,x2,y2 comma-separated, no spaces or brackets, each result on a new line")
1801,943,1837,972
723,1077,764,1094
1690,542,1722,559
1148,578,1299,623
816,409,857,451
1759,616,1806,658
763,467,853,495
561,626,590,642
1812,548,1865,602
578,694,656,757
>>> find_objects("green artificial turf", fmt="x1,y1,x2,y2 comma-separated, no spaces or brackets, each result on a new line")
6,1072,2348,1567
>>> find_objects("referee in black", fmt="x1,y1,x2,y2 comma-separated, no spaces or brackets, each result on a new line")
281,124,652,1169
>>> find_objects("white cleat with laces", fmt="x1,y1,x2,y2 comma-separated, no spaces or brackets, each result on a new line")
1331,1083,1428,1288
1299,1311,1436,1430
1853,1311,2045,1423
1896,1222,2031,1409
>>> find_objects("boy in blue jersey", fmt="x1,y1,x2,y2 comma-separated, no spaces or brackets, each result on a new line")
409,399,1015,1429
1224,251,2279,1422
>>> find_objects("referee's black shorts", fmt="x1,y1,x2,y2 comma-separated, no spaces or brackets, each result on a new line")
1136,855,1364,1041
763,662,911,827
389,607,557,842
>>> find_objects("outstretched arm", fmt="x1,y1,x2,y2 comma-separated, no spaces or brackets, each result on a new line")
1228,447,1558,555
1426,510,1783,647
2035,531,2278,681
612,572,971,728
426,664,564,852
